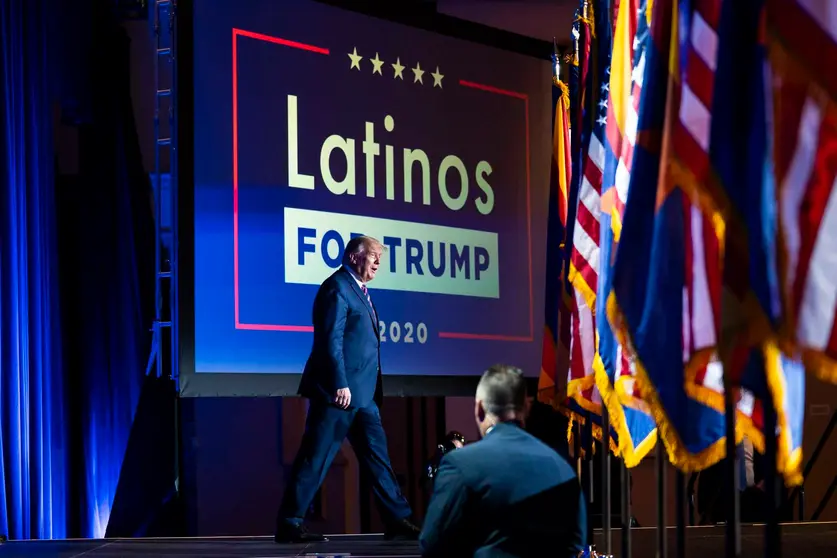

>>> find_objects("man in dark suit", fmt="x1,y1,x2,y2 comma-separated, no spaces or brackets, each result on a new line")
275,236,419,543
420,365,586,558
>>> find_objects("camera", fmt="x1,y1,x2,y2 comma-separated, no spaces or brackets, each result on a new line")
424,431,467,482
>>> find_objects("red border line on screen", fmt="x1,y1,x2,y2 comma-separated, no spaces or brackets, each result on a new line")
234,28,330,55
231,35,533,342
232,28,328,332
435,80,534,343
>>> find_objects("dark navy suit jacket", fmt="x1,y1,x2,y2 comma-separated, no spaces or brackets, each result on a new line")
298,267,382,409
420,422,586,558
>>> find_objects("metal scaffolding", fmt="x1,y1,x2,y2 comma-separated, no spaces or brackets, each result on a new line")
147,0,179,387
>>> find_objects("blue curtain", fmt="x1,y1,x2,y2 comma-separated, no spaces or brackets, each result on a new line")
0,0,70,540
2,0,156,539
55,19,155,538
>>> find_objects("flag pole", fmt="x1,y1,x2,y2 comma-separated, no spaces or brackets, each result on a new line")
656,440,668,558
763,403,781,558
723,376,741,558
600,0,613,545
575,9,596,549
676,470,686,558
622,460,632,558
584,419,595,544
602,406,612,555
553,37,561,81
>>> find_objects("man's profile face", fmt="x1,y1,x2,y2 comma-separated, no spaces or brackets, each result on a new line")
350,242,382,283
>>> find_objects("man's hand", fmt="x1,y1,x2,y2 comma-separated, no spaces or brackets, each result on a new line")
335,387,352,409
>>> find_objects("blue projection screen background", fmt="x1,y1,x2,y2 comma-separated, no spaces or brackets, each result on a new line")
183,0,552,396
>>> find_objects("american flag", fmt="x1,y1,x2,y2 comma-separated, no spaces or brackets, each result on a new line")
655,0,805,482
600,0,647,395
603,0,645,238
566,0,609,420
595,0,658,466
562,1,624,457
664,0,772,449
768,0,837,385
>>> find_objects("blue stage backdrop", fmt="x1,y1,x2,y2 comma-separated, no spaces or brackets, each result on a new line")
3,0,161,539
1,0,69,539
184,0,552,396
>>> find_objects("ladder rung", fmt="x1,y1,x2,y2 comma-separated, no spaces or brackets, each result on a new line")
159,271,172,278
157,48,171,56
157,89,172,97
159,321,173,328
157,138,171,145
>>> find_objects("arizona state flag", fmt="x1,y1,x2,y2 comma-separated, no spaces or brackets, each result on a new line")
538,51,574,406
709,0,806,484
662,0,765,455
607,0,729,470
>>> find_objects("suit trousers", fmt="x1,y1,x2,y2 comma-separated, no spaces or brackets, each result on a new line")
278,400,412,526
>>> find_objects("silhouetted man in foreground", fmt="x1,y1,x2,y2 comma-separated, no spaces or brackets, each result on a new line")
420,364,586,557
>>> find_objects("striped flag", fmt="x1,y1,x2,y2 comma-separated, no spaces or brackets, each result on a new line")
607,0,731,471
704,0,809,483
562,1,597,416
766,0,837,385
560,0,619,455
542,2,591,414
662,0,769,456
565,0,609,430
595,0,658,467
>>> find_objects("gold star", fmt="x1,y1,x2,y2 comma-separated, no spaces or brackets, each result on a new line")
348,47,362,70
392,57,405,80
370,52,384,75
431,66,444,88
412,62,425,84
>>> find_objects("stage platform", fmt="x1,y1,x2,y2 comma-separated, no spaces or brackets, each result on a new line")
4,523,837,557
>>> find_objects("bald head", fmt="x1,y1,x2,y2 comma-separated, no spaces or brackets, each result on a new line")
474,364,527,435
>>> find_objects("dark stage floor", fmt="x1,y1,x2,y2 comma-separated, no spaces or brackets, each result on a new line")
0,534,417,558
4,523,837,557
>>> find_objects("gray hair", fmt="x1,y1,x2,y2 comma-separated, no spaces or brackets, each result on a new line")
342,235,383,263
476,364,527,417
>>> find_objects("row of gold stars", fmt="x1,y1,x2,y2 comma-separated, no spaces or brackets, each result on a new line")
347,48,444,88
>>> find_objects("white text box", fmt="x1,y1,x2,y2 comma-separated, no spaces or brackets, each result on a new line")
284,207,500,298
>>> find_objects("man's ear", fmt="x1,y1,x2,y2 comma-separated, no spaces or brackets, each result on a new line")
476,399,486,423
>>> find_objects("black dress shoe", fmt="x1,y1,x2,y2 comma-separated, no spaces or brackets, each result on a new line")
274,523,328,543
384,518,421,540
